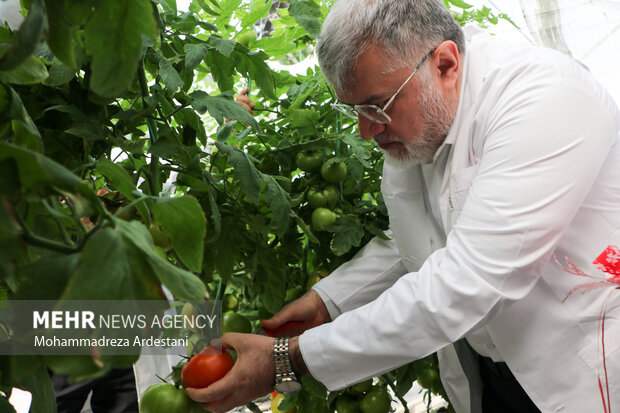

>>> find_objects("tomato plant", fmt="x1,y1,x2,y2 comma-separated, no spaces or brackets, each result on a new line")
181,348,235,389
0,0,504,411
139,382,200,413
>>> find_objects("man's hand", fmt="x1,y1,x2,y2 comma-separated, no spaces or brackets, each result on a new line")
261,290,331,337
235,87,254,115
185,333,275,413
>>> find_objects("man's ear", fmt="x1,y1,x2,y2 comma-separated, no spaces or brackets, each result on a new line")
432,40,460,90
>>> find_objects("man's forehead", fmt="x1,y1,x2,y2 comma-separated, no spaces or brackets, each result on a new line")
335,47,402,104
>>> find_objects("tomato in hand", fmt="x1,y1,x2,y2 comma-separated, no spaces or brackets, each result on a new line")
181,347,235,389
140,382,200,413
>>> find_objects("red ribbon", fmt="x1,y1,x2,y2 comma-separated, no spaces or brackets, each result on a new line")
555,245,620,413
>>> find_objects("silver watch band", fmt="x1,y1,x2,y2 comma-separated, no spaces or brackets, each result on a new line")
273,337,302,393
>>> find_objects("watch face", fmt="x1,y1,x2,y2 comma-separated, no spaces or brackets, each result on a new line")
275,379,302,394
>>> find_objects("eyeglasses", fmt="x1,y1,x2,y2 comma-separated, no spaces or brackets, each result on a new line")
331,48,436,124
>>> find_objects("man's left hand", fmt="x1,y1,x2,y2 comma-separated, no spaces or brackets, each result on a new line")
185,333,275,413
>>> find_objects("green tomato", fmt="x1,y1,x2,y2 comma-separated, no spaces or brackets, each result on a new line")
237,30,257,46
139,382,200,413
222,311,252,334
307,185,339,209
350,378,373,394
359,386,391,413
295,150,325,172
311,207,338,231
181,302,201,333
417,367,440,391
336,393,361,413
321,159,348,183
223,294,238,312
306,269,329,290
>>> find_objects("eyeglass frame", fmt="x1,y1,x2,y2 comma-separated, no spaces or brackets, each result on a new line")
330,47,437,124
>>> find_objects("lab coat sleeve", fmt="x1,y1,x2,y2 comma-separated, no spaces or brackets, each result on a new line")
311,230,408,320
299,65,618,390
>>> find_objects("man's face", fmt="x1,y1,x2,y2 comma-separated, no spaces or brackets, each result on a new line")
338,45,459,168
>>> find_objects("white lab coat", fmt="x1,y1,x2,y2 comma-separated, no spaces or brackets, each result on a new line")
299,27,620,412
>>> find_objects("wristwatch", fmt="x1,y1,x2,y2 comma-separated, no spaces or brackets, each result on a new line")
273,337,302,394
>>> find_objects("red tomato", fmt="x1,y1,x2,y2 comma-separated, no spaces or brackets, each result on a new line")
181,347,235,388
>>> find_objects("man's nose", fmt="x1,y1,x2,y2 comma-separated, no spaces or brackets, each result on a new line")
358,115,386,141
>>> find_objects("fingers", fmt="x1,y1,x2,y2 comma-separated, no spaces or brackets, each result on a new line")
235,88,255,115
186,333,276,412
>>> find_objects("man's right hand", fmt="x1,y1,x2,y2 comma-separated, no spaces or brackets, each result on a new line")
261,290,331,337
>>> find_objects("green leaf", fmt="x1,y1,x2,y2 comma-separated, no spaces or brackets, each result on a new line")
45,0,77,68
190,91,260,133
151,195,206,273
204,50,235,92
15,254,79,300
61,219,205,301
214,142,263,203
240,0,272,27
116,220,207,300
448,0,473,9
158,57,184,94
42,58,77,86
0,55,48,85
60,225,163,300
8,356,56,413
0,0,47,71
184,43,209,71
287,108,320,128
95,159,149,221
329,215,364,256
233,49,277,100
264,178,292,236
302,376,328,399
0,143,97,204
0,396,16,413
257,254,286,313
84,0,157,97
212,216,244,281
211,37,236,58
288,0,322,38
42,355,101,381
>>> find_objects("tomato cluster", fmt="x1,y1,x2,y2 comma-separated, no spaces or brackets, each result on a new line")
294,149,348,232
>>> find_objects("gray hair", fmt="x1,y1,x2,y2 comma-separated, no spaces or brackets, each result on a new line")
317,0,465,94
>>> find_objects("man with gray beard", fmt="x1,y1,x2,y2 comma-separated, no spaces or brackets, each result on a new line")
186,0,620,412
